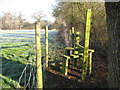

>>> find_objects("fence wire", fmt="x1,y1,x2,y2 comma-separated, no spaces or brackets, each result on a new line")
1,29,60,89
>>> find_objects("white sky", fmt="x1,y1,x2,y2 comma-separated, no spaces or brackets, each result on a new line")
0,0,57,22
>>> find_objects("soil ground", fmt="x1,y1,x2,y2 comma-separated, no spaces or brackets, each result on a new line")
45,53,108,88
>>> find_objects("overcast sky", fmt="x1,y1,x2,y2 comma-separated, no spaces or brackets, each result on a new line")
0,0,57,22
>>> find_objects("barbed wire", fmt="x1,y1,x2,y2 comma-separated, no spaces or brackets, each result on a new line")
24,67,27,88
17,63,28,88
25,68,33,88
1,30,60,89
16,45,36,88
31,67,36,88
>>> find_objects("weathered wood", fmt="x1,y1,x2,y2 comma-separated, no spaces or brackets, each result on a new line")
35,22,43,89
45,26,49,67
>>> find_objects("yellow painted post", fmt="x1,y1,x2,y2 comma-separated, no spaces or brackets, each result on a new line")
89,52,92,75
71,27,75,48
45,26,49,67
70,29,72,36
73,32,80,67
63,49,70,75
75,32,80,46
35,22,43,89
65,57,69,75
82,9,92,80
68,29,71,43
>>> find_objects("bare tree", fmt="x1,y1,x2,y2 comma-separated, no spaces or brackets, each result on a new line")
17,12,25,29
1,12,25,30
32,10,45,22
2,12,14,29
0,16,2,29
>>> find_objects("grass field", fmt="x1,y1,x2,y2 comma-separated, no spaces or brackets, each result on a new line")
0,30,64,89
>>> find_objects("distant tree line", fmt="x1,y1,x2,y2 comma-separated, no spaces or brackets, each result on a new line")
0,12,25,30
0,11,56,30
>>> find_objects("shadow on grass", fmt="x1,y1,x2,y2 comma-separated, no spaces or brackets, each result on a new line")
1,43,33,49
1,77,16,88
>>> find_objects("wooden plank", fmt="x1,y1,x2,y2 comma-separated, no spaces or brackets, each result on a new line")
70,54,79,58
48,60,63,64
65,47,74,50
50,64,63,67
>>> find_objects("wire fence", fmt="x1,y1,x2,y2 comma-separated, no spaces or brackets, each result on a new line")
17,46,36,88
0,30,36,88
0,29,61,89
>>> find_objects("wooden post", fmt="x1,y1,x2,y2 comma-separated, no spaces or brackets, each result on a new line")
68,29,71,43
35,22,43,89
45,26,49,67
63,49,70,75
73,32,80,67
65,57,69,75
89,52,92,75
75,32,80,46
71,27,75,48
82,9,92,80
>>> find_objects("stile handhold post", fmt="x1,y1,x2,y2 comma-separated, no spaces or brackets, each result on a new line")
73,32,80,67
82,9,92,80
45,26,49,67
71,27,75,48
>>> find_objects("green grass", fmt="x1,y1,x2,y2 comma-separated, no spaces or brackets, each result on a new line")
0,30,64,88
0,74,23,89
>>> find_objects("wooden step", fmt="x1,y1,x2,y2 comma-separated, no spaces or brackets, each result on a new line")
48,60,63,64
49,64,63,67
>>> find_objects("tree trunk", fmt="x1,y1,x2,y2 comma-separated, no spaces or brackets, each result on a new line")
105,2,120,88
